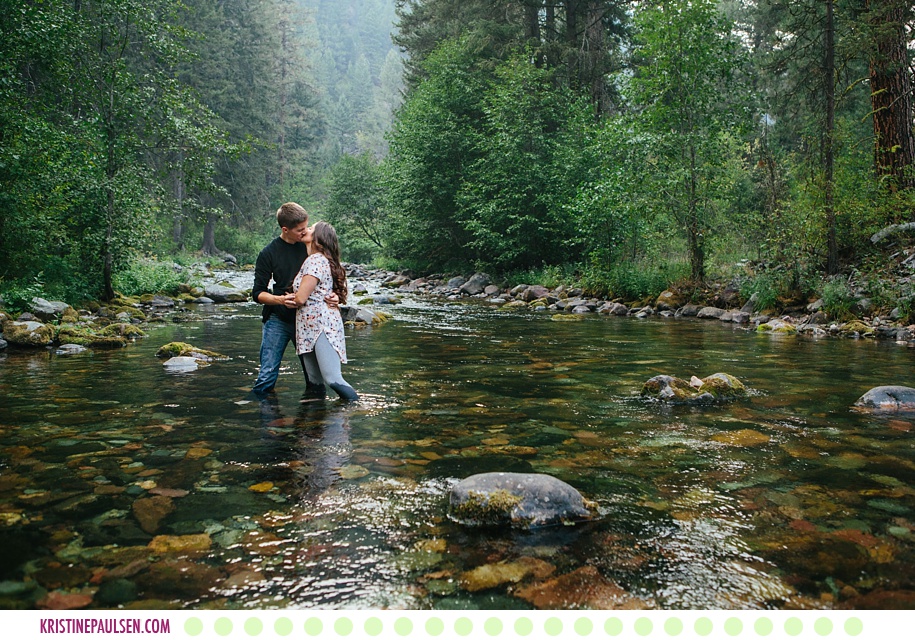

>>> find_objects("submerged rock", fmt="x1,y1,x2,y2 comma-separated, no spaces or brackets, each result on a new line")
449,472,595,529
162,357,199,373
641,372,747,403
853,386,915,412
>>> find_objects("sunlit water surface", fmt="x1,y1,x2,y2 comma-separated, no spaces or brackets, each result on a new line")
2,283,915,610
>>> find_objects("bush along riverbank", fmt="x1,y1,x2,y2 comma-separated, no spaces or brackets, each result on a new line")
362,266,915,344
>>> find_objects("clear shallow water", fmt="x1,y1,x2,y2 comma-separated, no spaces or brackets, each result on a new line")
1,289,915,610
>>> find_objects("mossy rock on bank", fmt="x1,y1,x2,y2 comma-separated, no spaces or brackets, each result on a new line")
449,472,596,529
55,325,129,348
641,372,747,403
2,321,54,346
840,320,873,336
99,323,146,339
757,319,797,334
155,341,227,360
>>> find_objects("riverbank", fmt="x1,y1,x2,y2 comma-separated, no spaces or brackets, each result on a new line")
360,266,915,345
3,258,914,353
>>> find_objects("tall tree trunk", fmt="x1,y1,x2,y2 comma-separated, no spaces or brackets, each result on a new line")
688,144,704,281
103,186,115,301
585,1,607,115
824,0,838,275
866,0,915,191
172,153,185,250
201,214,220,255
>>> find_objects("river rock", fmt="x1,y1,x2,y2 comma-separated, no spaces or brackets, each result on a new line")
382,274,411,288
156,342,226,360
460,273,491,295
56,343,88,355
132,495,175,534
641,372,747,403
854,386,915,412
162,357,198,372
446,276,467,289
3,320,53,346
449,472,595,529
655,290,685,311
30,297,71,321
600,302,629,316
203,284,247,303
96,578,138,605
697,306,726,319
0,337,7,350
676,304,702,317
522,285,551,303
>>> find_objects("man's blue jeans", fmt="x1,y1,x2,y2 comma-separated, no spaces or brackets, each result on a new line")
252,315,304,395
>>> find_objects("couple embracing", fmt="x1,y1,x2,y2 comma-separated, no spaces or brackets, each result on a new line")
251,202,358,401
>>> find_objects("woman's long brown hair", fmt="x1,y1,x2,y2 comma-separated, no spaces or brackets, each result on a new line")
311,221,348,305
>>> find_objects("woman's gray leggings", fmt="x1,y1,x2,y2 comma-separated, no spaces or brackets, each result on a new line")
299,332,358,400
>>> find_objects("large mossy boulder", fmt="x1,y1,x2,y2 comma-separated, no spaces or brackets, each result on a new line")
449,472,596,529
3,320,53,346
853,386,915,412
641,372,747,403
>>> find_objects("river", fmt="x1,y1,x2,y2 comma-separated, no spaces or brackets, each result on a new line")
1,272,914,609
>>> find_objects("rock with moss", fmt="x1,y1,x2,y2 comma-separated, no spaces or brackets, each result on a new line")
853,386,915,412
839,320,873,337
449,472,596,529
3,320,53,346
641,373,746,403
341,307,391,326
756,318,797,334
155,342,227,361
655,290,686,311
99,323,146,339
55,325,129,348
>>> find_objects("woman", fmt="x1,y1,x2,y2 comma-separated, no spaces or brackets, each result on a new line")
293,221,358,401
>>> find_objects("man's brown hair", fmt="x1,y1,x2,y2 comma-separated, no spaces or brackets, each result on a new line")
276,202,308,228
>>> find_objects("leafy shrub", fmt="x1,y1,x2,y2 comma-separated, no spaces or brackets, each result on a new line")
506,265,572,289
739,271,782,311
0,275,45,314
582,261,689,301
820,276,856,319
112,259,190,296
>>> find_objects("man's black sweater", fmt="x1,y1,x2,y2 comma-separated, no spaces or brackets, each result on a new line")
252,237,309,324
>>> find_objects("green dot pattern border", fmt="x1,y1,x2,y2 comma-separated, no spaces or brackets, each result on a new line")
180,615,866,638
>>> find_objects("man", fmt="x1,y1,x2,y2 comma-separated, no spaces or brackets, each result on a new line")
251,202,333,397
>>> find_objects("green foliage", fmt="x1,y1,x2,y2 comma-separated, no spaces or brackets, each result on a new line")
739,269,790,311
324,152,387,259
581,261,690,302
384,37,487,271
0,276,45,315
506,265,576,290
821,276,856,319
459,53,590,271
111,259,195,297
623,0,752,281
